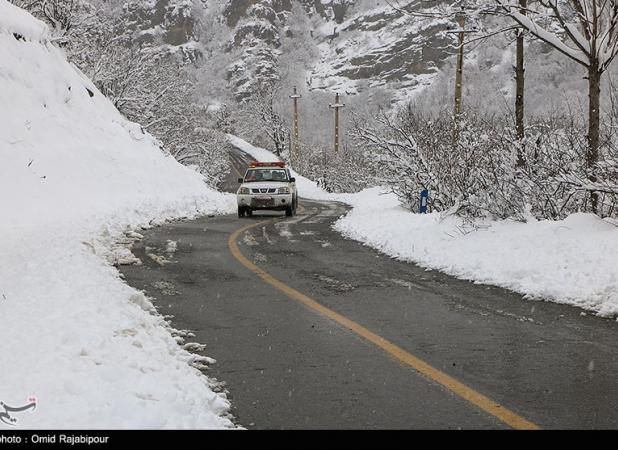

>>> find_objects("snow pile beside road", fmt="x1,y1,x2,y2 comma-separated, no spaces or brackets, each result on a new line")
0,1,236,429
227,134,282,165
229,135,618,318
335,191,618,318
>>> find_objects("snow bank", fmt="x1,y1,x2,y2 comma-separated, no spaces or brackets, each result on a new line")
227,134,283,164
0,0,48,41
228,136,618,318
0,2,236,429
335,192,618,317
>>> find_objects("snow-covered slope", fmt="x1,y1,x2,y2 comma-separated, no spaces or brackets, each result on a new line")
0,1,236,429
308,1,452,95
217,0,455,100
98,0,200,57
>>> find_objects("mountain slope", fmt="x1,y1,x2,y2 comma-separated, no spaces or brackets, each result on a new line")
215,0,456,99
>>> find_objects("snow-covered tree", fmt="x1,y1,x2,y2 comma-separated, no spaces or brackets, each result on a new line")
237,80,289,157
9,0,84,45
352,102,618,219
10,0,230,186
496,0,618,212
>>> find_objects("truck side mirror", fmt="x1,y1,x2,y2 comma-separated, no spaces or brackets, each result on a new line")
289,177,296,182
238,177,243,183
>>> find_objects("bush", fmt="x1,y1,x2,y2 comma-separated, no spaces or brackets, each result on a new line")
352,105,617,220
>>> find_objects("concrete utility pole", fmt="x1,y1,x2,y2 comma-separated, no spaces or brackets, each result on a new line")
447,9,476,142
287,131,292,167
289,86,301,167
453,13,466,122
329,93,345,153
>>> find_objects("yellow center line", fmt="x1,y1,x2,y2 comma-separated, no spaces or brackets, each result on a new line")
228,218,541,430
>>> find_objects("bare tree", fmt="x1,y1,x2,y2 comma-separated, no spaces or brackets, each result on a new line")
514,0,527,166
496,0,618,213
9,0,79,45
387,0,528,155
239,81,288,157
41,0,76,41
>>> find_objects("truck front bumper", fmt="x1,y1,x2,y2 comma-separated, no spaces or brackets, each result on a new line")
237,194,293,210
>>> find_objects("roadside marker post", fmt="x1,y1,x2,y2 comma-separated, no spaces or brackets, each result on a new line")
420,189,429,213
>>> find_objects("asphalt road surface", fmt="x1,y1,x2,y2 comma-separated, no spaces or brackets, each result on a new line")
118,147,618,429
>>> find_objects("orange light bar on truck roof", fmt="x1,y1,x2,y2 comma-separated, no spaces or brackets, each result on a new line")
249,161,286,168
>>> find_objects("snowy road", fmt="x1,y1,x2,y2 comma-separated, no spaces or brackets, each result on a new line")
118,152,618,429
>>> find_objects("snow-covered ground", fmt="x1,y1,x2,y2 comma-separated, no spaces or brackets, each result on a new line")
1,1,236,428
229,135,618,318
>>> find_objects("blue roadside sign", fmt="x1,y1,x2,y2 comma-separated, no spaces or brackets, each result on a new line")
420,189,428,213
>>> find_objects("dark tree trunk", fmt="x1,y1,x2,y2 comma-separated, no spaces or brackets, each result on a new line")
587,62,601,213
515,0,527,167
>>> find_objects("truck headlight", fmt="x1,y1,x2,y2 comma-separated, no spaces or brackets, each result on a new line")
238,187,250,194
278,187,290,194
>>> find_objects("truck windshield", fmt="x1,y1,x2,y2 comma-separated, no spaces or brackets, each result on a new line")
244,169,288,182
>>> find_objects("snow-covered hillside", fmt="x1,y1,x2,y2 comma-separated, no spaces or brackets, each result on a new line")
84,0,615,116
0,1,236,428
206,0,456,100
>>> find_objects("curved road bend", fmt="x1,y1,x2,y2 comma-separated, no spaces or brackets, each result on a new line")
118,147,618,429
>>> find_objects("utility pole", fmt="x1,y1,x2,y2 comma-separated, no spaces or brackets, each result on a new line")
447,9,476,142
329,92,345,153
289,86,301,167
453,13,466,138
287,130,292,167
515,0,527,167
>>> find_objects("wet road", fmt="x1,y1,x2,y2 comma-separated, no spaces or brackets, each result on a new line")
118,147,618,429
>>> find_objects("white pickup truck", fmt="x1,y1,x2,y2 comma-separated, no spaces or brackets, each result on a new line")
236,161,298,217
